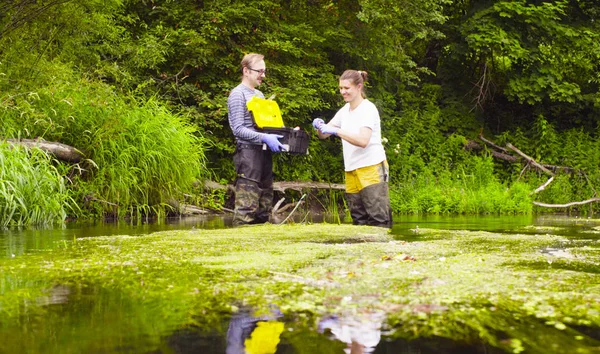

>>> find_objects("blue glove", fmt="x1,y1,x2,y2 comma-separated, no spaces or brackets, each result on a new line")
312,118,324,129
319,124,339,136
261,134,285,152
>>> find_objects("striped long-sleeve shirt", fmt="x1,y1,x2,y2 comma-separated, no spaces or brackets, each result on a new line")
227,83,264,145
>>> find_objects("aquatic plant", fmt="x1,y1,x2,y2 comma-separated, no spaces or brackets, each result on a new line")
0,224,599,353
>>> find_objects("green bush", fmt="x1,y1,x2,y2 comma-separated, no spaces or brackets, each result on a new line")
390,155,533,215
1,64,209,218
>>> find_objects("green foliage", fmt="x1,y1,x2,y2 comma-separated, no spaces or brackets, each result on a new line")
1,0,600,219
390,157,533,215
0,63,208,218
383,85,473,184
75,96,207,218
190,187,228,212
437,0,600,131
491,118,600,214
0,143,77,226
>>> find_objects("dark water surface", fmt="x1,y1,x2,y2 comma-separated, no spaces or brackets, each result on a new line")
1,214,599,354
0,215,231,259
4,214,599,259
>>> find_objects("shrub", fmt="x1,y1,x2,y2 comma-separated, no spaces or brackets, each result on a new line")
1,66,208,218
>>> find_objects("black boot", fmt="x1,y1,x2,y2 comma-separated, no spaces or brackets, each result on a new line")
359,182,392,228
345,192,369,225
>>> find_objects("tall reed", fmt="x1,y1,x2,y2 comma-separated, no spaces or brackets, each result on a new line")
0,143,77,226
1,66,209,218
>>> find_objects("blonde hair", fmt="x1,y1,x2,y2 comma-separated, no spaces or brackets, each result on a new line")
240,53,264,76
340,70,369,98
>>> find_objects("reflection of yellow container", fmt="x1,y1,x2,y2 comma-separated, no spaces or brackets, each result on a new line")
244,321,284,354
247,96,284,128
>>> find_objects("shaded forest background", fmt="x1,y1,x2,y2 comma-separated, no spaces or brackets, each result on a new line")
0,0,599,224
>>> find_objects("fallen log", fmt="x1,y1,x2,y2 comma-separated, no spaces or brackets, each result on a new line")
5,138,85,163
468,137,577,173
478,134,510,154
179,204,209,215
465,140,518,162
533,198,600,208
468,136,597,210
202,180,345,193
273,181,345,193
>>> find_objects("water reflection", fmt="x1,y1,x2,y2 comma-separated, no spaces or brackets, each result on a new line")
0,215,232,258
226,307,284,354
163,310,502,354
3,214,600,259
318,312,384,354
391,214,600,240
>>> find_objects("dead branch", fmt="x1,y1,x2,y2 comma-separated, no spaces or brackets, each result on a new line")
273,181,345,193
179,204,209,215
506,143,555,176
272,197,286,214
465,140,518,162
533,198,600,208
530,177,554,196
478,134,509,154
85,195,117,207
275,202,295,214
583,172,598,197
201,180,235,192
474,136,576,173
1,0,71,39
470,63,494,112
279,194,307,224
517,161,531,182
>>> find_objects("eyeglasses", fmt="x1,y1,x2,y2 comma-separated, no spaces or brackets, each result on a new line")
248,68,266,75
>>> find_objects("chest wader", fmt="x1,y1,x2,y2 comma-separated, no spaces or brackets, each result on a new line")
233,144,274,226
345,192,369,226
345,182,392,228
359,182,392,228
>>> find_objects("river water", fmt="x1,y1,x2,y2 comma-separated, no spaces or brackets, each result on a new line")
2,214,596,259
1,214,599,354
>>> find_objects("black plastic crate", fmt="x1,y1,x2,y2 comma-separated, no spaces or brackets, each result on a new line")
263,127,310,155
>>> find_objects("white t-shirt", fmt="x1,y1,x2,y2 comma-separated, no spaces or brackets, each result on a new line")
330,99,386,171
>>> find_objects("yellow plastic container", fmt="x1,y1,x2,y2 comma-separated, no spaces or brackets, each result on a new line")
247,96,284,128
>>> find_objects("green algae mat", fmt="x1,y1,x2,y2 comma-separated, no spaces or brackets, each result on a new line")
1,224,599,353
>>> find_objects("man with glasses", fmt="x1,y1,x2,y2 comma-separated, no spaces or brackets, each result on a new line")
227,53,285,226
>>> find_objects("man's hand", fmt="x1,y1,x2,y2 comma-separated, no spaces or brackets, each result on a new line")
261,134,285,152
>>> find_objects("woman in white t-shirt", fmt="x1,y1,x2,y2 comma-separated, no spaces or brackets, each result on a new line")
313,70,392,228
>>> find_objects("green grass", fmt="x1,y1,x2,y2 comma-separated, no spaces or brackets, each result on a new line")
390,178,533,215
0,63,209,219
0,143,77,226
